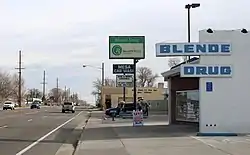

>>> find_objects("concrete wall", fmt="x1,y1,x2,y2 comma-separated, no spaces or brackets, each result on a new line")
199,30,250,134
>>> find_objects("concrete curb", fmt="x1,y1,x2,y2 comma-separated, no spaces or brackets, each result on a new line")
73,111,92,155
197,132,238,136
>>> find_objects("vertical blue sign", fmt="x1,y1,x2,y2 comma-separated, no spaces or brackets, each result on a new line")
206,82,213,92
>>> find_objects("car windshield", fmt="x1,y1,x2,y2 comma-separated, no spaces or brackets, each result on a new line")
64,102,72,105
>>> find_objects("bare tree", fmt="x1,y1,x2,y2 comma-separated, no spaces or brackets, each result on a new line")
0,71,12,101
137,67,158,87
168,57,181,68
91,78,116,107
27,88,43,99
91,78,116,96
49,88,63,102
10,73,26,102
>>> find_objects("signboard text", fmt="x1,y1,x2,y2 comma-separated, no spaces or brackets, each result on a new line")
155,43,231,56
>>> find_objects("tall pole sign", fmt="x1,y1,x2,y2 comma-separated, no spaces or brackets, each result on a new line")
109,36,145,109
109,36,145,59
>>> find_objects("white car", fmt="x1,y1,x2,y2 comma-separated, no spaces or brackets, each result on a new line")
3,101,15,110
62,102,75,113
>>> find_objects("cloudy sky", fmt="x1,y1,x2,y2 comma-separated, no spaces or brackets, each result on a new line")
0,0,249,103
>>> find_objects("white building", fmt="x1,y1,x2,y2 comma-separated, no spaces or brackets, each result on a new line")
157,29,250,135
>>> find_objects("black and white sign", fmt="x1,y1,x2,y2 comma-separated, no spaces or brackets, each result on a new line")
116,75,134,87
113,64,135,74
116,75,133,83
116,82,133,87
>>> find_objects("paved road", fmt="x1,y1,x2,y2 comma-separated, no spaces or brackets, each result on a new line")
0,106,87,155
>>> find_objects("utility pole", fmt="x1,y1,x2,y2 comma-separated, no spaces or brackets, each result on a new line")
64,85,67,101
41,70,47,102
56,78,59,103
15,50,25,107
101,62,104,109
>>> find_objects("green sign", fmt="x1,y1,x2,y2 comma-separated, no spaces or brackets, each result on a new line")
109,36,145,59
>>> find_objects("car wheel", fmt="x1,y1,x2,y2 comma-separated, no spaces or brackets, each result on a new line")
72,110,75,113
62,110,65,113
3,108,5,110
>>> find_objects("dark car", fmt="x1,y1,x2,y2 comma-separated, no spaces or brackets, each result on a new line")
105,102,135,117
30,101,41,109
105,107,120,117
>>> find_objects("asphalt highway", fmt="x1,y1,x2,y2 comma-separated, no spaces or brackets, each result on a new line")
0,106,87,155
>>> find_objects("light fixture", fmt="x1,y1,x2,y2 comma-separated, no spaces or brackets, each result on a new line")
241,28,248,33
207,28,213,33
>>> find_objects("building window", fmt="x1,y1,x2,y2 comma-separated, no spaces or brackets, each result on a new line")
176,90,199,123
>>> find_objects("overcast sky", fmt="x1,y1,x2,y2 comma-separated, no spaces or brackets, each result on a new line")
0,0,249,103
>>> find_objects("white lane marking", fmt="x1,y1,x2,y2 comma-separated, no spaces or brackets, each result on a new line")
25,111,38,115
0,125,8,129
16,111,83,155
42,116,48,118
28,119,32,122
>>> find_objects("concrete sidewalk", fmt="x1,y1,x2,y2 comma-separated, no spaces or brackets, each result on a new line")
74,113,250,155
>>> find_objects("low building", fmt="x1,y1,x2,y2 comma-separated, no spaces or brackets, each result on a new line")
159,29,250,135
101,83,167,110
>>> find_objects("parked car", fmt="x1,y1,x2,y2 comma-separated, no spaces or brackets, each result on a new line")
62,102,75,113
105,107,120,117
30,101,41,109
3,101,15,110
105,102,135,117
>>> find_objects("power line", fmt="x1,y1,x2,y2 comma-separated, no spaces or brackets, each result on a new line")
15,50,25,107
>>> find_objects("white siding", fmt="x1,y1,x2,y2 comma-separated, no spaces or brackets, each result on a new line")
199,30,250,134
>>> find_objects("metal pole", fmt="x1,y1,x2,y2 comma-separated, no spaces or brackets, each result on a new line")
56,78,59,103
187,8,191,61
64,86,67,101
101,62,105,109
123,73,126,102
42,70,46,101
133,59,137,110
18,50,22,107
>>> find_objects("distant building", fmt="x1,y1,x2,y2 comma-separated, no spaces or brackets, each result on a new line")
101,83,167,110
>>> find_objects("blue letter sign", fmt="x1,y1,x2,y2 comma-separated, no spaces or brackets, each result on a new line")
180,64,232,77
155,43,231,57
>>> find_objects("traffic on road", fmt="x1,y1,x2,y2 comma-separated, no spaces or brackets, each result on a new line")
0,105,88,155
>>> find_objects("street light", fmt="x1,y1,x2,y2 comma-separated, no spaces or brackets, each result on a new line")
83,63,105,109
185,3,200,62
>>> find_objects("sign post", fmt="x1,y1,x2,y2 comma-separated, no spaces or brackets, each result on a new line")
109,36,145,111
109,36,145,59
122,82,126,102
113,64,135,74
